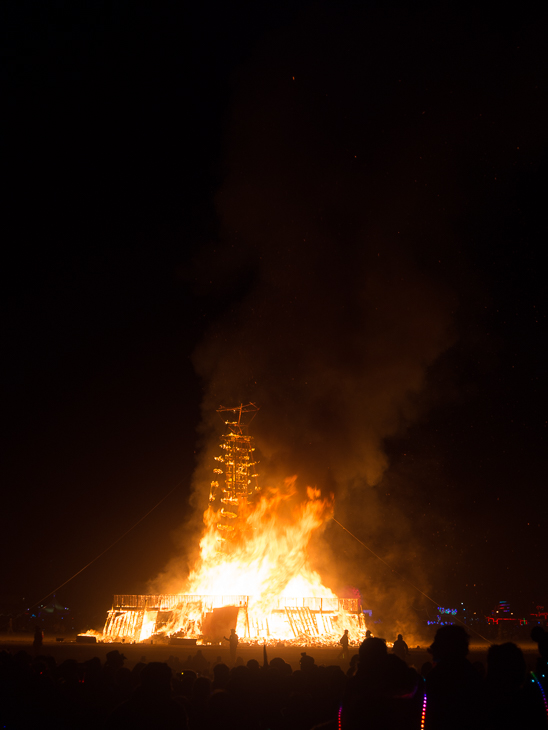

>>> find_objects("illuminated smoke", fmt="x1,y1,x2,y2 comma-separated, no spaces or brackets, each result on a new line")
153,15,457,636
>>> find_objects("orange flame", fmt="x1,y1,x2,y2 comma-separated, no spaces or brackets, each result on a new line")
101,476,368,644
186,477,335,608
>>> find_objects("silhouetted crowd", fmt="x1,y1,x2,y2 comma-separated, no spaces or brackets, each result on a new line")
1,625,547,729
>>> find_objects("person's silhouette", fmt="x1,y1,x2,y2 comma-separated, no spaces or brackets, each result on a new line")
425,625,482,729
223,628,239,665
392,633,409,661
338,629,350,659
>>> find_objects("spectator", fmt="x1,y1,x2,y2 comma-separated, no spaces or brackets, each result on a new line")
483,642,547,730
392,633,409,662
341,637,421,728
33,625,43,650
223,628,239,665
108,661,189,730
338,629,350,659
425,624,483,730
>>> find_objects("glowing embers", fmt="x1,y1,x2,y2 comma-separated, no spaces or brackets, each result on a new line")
101,594,365,644
102,405,369,646
180,406,356,644
187,478,335,608
209,404,260,549
102,595,212,643
103,608,143,642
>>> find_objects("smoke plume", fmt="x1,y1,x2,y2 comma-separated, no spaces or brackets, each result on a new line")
153,11,459,634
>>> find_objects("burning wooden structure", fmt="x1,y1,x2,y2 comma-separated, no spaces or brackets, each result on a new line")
103,593,364,644
209,403,260,550
101,404,368,645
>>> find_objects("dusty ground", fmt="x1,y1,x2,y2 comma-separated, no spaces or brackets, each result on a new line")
0,635,542,673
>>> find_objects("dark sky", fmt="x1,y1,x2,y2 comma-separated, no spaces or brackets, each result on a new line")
2,1,546,628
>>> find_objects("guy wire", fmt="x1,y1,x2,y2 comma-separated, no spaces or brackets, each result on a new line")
29,480,183,611
332,517,490,644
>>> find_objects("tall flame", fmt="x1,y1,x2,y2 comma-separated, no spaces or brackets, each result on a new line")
185,477,336,609
101,437,368,644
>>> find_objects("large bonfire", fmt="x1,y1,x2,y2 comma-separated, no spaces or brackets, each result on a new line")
100,405,367,644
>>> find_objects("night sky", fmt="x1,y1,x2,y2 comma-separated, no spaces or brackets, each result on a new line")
2,2,546,630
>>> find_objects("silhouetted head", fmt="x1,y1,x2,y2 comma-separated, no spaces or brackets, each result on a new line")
359,637,388,671
58,659,80,683
428,625,470,662
270,657,291,674
213,662,230,687
531,626,548,659
13,650,32,668
83,656,102,677
106,649,126,667
207,689,235,724
140,662,172,696
192,675,211,703
299,652,315,673
397,634,403,640
487,643,526,690
178,668,196,696
385,654,419,697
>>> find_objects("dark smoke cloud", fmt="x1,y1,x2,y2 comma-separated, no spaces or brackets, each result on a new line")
192,11,459,495
159,11,467,629
194,238,454,489
157,7,542,628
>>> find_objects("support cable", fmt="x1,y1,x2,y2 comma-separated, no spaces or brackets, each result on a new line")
332,517,490,644
29,480,183,611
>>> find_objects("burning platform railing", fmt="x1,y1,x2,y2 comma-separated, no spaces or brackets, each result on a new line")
102,594,365,644
100,406,369,646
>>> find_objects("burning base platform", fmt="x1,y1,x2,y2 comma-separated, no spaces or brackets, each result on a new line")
96,406,369,647
102,594,365,645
